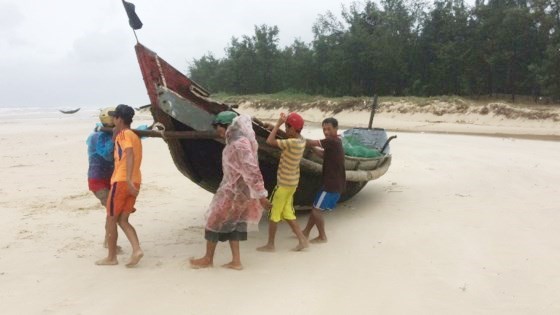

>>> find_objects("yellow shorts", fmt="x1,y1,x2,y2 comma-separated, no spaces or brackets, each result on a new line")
269,186,297,223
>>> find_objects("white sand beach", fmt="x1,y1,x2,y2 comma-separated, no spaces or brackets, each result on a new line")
0,108,559,314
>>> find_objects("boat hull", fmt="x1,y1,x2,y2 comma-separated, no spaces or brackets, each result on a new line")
158,108,371,206
135,43,389,207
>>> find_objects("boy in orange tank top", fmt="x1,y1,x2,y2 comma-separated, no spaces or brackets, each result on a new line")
96,104,144,268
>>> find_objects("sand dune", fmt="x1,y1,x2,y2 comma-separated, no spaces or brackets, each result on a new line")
239,100,560,139
234,97,560,121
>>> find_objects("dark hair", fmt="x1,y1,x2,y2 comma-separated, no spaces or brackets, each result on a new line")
118,115,133,125
111,104,135,126
322,117,338,128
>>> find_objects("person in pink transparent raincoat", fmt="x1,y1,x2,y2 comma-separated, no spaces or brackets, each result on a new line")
190,112,271,270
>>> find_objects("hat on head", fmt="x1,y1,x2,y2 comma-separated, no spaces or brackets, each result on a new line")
108,104,135,120
286,112,304,132
99,107,116,126
212,111,238,126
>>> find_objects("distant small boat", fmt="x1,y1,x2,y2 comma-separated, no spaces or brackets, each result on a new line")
135,104,151,111
59,108,81,114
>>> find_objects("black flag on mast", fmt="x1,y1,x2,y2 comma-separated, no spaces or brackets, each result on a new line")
121,0,143,30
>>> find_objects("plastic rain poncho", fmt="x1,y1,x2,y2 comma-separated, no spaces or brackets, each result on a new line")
205,114,268,234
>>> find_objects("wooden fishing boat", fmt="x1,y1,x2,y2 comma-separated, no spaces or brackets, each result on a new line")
59,108,80,114
135,43,394,207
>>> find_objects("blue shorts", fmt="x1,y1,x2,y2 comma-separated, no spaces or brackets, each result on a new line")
313,190,341,211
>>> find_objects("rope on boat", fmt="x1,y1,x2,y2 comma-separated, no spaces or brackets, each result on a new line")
152,122,166,140
155,55,167,87
346,156,391,182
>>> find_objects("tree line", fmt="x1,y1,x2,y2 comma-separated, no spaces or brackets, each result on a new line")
188,0,560,102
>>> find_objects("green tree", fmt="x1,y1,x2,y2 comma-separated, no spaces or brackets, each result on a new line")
186,0,560,101
312,10,347,95
418,0,470,95
189,53,220,92
252,25,281,93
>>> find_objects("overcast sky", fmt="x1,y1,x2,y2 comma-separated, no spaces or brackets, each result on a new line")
0,0,475,108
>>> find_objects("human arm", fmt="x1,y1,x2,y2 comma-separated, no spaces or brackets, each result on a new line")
97,133,114,161
306,138,324,157
125,147,139,197
312,146,324,158
265,113,287,147
259,197,272,211
306,138,321,148
120,130,138,197
234,139,271,209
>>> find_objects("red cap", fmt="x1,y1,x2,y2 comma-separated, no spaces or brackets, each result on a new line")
286,112,304,132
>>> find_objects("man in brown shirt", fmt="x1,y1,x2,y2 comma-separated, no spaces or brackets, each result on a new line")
303,117,346,243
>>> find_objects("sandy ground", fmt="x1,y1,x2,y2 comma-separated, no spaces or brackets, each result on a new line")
0,110,559,314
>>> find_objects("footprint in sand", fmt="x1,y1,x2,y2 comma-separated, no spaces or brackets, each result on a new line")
57,237,95,254
62,192,91,201
385,183,404,193
17,229,35,240
8,164,33,168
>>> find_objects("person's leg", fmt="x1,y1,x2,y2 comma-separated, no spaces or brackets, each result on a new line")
103,215,123,253
304,190,323,237
93,188,111,248
223,240,243,270
286,219,308,251
310,207,328,243
103,215,109,248
190,240,218,268
302,212,315,238
282,187,308,251
117,212,144,267
257,221,278,252
96,214,119,265
95,188,109,207
257,186,282,252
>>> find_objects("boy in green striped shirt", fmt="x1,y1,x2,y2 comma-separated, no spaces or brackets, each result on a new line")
257,113,309,252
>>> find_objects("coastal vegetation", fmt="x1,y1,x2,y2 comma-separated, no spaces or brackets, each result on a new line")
190,0,560,103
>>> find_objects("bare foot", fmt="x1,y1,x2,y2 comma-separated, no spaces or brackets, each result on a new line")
189,257,213,269
310,236,328,244
292,241,309,251
125,249,144,268
302,230,310,238
95,257,118,266
256,244,275,252
222,262,243,270
103,243,124,254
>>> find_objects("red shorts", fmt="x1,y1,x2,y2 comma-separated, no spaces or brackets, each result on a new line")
106,182,140,217
88,178,111,192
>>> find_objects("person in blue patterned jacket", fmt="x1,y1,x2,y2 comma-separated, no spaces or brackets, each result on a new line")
86,107,116,249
